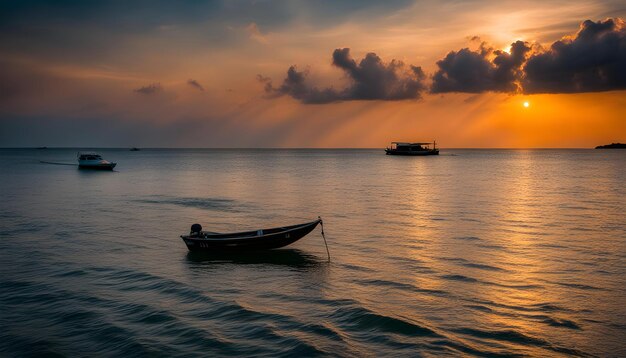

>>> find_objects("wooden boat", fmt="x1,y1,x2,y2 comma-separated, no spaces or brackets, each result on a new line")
181,219,323,252
385,141,439,156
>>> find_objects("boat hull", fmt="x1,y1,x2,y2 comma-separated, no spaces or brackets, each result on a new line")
181,220,320,252
385,149,439,156
78,163,117,170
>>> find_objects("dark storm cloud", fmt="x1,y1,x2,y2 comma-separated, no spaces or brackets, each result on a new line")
523,18,626,93
187,79,204,91
263,48,426,103
332,48,426,100
431,41,531,93
134,83,162,95
262,66,341,104
431,18,626,94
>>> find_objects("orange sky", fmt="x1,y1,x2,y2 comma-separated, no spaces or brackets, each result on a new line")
0,1,625,147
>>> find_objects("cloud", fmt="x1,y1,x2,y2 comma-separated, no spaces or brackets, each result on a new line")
261,66,341,104
187,79,204,91
246,22,268,44
262,48,426,104
332,48,427,100
259,18,626,101
431,40,531,93
432,18,626,94
134,83,162,95
523,18,626,93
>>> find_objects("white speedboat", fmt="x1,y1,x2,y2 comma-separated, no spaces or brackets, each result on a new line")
77,152,116,170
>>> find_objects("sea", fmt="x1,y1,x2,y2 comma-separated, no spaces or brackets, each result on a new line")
1,148,625,357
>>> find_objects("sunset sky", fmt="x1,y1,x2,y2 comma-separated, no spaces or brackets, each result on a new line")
1,0,625,148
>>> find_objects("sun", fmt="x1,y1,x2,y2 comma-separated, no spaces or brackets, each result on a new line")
523,101,530,108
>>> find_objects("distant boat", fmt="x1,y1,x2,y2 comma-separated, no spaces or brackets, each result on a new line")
77,152,116,170
385,141,439,156
181,219,323,252
595,143,626,149
130,147,140,151
36,146,48,150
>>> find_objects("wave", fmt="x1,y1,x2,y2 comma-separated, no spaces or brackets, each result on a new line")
451,327,589,356
330,306,439,337
134,195,249,212
441,274,479,283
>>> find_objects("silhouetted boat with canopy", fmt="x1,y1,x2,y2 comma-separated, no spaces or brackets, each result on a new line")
181,218,329,257
385,141,439,156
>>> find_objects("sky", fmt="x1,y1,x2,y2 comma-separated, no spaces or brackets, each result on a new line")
1,0,625,148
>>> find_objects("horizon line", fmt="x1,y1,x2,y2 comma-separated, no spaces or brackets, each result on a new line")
0,146,610,150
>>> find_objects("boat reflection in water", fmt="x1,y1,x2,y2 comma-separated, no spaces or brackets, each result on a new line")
385,141,439,156
186,249,323,269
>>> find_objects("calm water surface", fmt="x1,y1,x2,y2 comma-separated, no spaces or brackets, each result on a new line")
1,149,625,357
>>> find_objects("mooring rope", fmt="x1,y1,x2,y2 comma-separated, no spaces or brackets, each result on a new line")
319,216,330,261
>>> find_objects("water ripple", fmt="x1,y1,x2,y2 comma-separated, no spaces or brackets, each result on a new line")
451,328,590,356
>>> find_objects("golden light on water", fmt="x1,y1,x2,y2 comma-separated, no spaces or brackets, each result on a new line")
523,101,530,108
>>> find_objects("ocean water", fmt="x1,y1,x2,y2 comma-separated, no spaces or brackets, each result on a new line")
1,148,625,357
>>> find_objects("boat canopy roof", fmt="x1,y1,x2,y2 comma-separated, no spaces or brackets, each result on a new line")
78,152,101,155
391,142,432,145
